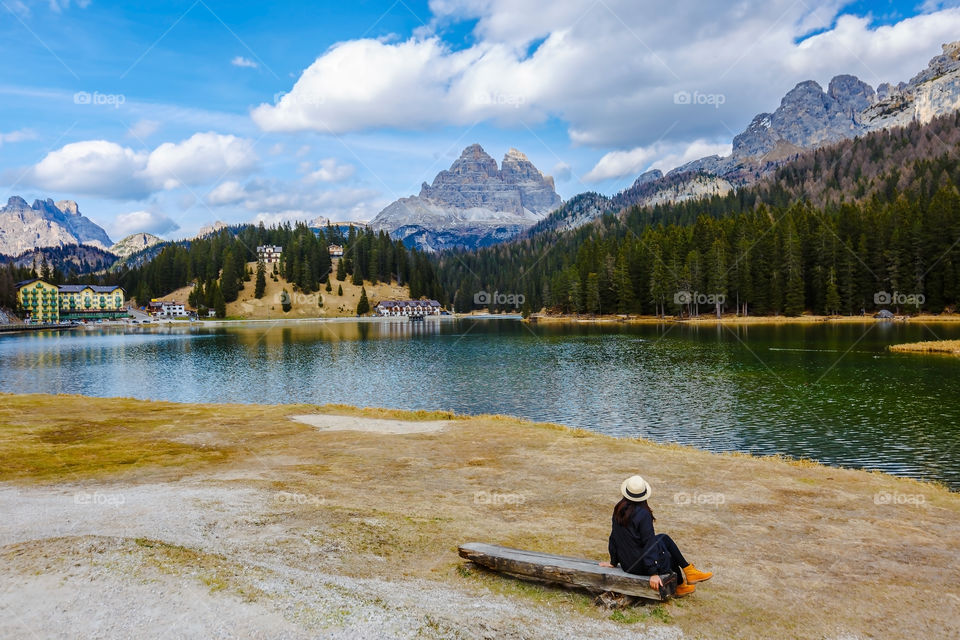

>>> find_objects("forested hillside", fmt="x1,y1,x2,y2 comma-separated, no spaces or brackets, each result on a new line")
0,222,445,317
118,223,444,310
439,113,960,316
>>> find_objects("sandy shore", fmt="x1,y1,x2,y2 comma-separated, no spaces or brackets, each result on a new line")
0,393,957,639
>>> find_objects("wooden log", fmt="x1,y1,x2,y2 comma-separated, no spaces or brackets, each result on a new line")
458,542,676,600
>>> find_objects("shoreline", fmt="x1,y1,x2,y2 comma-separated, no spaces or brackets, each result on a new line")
1,392,957,639
526,312,960,326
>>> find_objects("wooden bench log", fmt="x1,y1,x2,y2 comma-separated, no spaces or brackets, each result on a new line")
458,542,677,601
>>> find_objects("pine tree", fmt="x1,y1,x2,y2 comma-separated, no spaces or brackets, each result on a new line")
280,289,292,312
585,273,600,315
214,285,226,318
254,261,266,299
356,286,370,315
220,251,239,302
825,266,841,315
337,284,343,296
336,257,346,281
325,279,332,293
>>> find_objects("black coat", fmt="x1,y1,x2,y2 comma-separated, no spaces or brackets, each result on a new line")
607,505,670,576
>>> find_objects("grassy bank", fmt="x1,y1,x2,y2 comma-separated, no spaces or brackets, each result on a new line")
0,393,957,638
889,339,960,355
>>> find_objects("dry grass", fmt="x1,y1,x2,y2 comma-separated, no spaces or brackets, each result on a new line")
226,260,409,319
889,339,960,355
1,392,958,638
153,260,412,320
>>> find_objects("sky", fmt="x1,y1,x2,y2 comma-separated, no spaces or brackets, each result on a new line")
1,0,959,242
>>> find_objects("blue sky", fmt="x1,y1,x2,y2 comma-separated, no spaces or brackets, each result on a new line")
1,0,958,241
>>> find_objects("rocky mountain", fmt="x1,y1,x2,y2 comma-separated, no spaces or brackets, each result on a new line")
862,41,960,130
531,169,732,235
370,144,562,251
109,232,163,259
0,196,112,256
536,41,960,237
673,41,960,182
196,220,229,238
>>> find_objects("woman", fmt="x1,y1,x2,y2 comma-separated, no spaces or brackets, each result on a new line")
598,475,712,596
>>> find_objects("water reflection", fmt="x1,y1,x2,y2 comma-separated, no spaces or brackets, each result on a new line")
1,318,959,487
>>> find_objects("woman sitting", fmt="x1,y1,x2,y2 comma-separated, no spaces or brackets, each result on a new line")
599,475,712,596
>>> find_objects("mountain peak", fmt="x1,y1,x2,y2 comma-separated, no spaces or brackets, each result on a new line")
460,143,491,159
109,232,163,259
55,200,80,216
6,196,28,210
371,144,562,251
504,148,529,162
0,194,112,255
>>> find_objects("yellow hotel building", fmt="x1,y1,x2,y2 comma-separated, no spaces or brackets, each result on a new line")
16,279,126,323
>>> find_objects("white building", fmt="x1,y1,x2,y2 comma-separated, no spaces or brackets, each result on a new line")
374,299,442,317
328,244,344,257
153,301,187,318
257,245,283,263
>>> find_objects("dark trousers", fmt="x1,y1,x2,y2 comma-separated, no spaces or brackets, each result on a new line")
660,534,689,582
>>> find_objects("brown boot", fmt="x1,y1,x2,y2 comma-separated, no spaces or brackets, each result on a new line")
683,564,713,583
674,582,696,596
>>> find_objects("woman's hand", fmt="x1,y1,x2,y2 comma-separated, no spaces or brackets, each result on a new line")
649,574,663,590
598,561,614,568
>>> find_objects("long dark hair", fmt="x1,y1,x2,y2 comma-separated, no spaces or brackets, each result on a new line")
613,497,654,527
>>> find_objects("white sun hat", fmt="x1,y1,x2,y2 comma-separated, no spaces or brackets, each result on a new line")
620,475,652,502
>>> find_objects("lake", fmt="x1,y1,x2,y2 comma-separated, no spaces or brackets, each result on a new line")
2,318,959,488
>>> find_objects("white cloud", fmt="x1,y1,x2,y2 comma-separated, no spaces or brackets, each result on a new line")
206,177,384,222
25,132,259,199
127,119,160,140
206,180,248,206
0,128,38,145
303,158,355,183
145,132,258,190
30,140,150,199
111,210,180,238
251,1,960,153
585,139,732,182
251,211,315,226
231,56,259,69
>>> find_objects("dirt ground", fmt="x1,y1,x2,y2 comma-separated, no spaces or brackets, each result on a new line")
0,393,958,639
